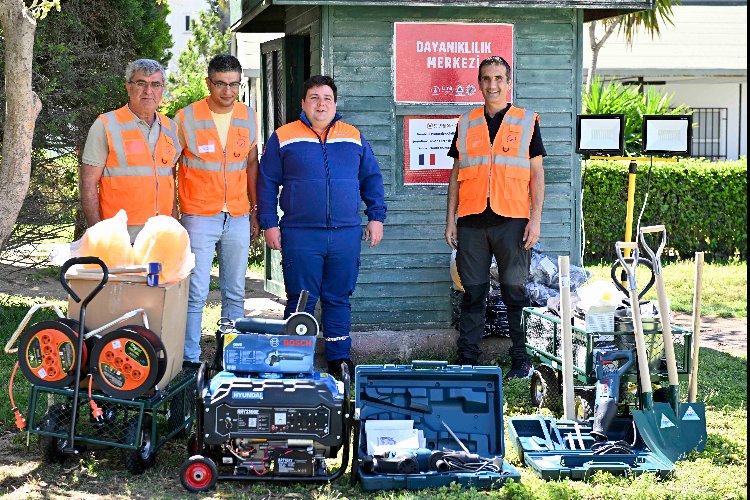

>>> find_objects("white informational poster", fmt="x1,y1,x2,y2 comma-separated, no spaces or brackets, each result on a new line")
407,118,458,171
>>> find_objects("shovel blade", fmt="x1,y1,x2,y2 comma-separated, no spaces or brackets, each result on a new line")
678,402,707,453
632,403,684,463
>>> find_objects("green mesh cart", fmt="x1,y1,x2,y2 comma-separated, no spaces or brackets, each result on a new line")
522,306,692,419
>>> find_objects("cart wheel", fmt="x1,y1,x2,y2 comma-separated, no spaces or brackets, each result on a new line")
181,455,218,493
123,415,156,474
575,389,596,420
39,404,71,464
530,365,562,412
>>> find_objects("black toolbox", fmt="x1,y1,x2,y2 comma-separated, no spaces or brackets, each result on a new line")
507,416,674,480
351,361,521,491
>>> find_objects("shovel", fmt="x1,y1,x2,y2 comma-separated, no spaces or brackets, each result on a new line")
639,226,707,457
615,241,681,464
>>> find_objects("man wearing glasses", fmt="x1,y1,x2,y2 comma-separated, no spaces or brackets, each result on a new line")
80,58,180,243
175,54,259,364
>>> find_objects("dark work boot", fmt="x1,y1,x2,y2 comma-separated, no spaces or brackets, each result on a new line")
504,357,533,381
327,358,355,381
456,355,479,366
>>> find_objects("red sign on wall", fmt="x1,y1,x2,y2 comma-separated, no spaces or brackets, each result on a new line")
394,22,514,104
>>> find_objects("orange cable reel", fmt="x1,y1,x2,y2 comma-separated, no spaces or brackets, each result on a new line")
17,319,89,388
88,325,167,399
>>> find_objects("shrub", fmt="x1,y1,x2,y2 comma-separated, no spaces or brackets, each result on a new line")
581,157,747,261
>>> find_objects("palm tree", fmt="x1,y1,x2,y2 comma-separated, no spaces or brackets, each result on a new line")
585,0,679,98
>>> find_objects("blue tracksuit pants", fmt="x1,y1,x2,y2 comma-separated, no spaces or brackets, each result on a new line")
280,226,362,361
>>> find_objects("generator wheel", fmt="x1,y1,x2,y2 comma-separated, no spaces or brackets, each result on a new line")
39,404,71,463
530,364,562,412
575,389,596,420
123,415,156,474
181,455,218,493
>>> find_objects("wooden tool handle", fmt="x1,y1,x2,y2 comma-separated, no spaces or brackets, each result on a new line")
688,252,704,403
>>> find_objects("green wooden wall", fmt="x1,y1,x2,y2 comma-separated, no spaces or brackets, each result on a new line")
278,6,583,328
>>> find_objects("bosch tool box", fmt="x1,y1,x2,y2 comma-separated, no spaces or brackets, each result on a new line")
222,332,316,374
351,361,520,491
507,416,674,480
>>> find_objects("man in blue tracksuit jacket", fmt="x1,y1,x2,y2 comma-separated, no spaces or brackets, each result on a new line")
257,75,387,377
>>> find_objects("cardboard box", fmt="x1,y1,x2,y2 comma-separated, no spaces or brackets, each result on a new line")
223,332,316,373
66,271,189,388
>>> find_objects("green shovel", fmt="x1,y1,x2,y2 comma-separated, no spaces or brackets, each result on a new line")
615,241,681,464
639,225,707,458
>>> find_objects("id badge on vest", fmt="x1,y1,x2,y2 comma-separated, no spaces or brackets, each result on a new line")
198,142,216,154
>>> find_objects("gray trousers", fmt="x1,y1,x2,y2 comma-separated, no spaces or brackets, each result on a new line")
455,218,531,361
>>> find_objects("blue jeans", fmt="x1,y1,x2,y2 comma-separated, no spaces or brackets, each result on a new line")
280,226,362,361
181,213,250,363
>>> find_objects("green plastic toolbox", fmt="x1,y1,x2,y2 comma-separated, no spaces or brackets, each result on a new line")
507,416,673,480
351,361,521,491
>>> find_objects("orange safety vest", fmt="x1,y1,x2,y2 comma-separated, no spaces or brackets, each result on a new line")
99,106,180,225
176,98,258,216
456,105,538,219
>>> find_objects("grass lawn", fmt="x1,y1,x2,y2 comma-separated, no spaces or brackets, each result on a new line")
0,260,746,498
583,259,747,318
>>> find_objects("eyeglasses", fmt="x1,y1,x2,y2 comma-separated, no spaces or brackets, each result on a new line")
209,78,242,91
129,80,164,90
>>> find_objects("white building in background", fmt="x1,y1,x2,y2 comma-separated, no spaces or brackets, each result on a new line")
165,0,210,73
584,0,747,160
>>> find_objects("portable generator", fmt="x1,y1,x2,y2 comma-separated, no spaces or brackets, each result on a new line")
180,293,352,493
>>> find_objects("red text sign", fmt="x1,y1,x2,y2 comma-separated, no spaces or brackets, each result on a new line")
394,22,514,104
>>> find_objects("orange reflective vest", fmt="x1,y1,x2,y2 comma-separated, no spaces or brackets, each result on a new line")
456,105,538,219
176,98,258,216
99,106,180,225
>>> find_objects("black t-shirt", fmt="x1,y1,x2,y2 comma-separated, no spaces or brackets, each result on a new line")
448,104,547,228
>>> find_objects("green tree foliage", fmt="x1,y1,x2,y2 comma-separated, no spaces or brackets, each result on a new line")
161,2,230,118
586,0,678,95
0,0,172,262
583,78,691,155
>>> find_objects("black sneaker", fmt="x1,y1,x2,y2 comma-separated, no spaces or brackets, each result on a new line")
327,358,355,381
456,355,478,366
504,358,533,381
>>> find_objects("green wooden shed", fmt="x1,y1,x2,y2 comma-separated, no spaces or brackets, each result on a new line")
230,0,653,330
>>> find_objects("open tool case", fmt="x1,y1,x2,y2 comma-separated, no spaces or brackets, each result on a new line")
351,361,520,491
507,416,673,480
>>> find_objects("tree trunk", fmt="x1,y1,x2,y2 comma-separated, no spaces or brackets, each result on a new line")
584,20,620,105
0,0,43,249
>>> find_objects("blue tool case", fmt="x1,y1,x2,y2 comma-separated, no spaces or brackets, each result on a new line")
507,415,674,480
352,361,520,491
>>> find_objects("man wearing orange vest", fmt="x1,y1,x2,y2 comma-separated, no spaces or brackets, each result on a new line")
445,56,546,380
80,59,180,242
175,54,259,364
